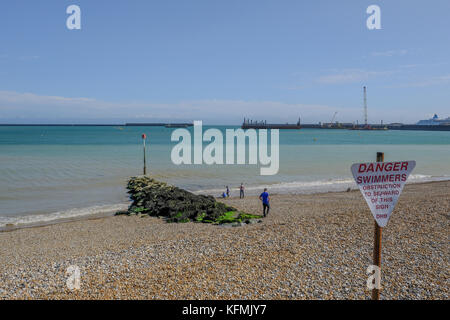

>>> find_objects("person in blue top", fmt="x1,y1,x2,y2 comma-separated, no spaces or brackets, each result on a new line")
259,188,270,217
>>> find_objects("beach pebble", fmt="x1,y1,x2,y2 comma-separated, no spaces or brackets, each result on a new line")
0,181,448,300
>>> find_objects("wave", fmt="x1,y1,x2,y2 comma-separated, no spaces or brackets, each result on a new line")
0,203,128,230
193,174,450,196
1,174,448,230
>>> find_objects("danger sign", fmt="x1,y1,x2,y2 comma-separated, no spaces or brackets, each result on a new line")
351,161,416,227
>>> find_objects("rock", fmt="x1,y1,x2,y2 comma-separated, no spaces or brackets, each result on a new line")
125,176,237,223
218,223,234,228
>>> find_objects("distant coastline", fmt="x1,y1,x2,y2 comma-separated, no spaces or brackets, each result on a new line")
1,123,450,131
0,123,192,127
0,122,450,131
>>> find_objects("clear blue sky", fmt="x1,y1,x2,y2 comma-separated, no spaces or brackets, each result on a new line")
0,0,449,124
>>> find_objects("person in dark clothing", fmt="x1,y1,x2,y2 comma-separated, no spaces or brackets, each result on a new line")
259,188,270,217
239,183,245,199
226,186,230,198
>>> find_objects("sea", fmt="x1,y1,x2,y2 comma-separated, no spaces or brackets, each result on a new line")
0,125,449,229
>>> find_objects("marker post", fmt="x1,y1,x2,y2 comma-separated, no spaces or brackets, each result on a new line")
142,133,147,175
372,152,384,300
351,154,416,300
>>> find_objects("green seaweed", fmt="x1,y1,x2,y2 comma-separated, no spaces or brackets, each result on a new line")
214,211,262,224
195,212,207,222
132,207,147,213
239,213,262,220
175,212,183,218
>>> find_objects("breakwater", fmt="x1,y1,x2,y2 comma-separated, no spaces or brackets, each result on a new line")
301,124,450,131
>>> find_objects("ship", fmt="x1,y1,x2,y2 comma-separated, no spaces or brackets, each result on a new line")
416,114,450,126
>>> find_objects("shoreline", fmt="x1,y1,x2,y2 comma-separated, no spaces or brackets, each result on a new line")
0,180,448,299
0,210,119,233
1,178,449,233
0,181,450,300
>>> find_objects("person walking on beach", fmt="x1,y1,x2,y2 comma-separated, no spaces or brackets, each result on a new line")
226,186,230,198
259,188,270,217
239,183,245,199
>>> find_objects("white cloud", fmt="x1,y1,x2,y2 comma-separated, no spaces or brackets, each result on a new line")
409,75,450,87
316,69,393,84
385,75,450,88
0,90,352,124
371,50,408,57
1,90,442,124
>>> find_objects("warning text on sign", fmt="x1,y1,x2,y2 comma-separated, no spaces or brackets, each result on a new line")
351,161,416,227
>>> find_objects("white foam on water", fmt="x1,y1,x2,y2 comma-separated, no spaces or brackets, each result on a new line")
1,175,448,230
193,174,450,196
0,203,128,230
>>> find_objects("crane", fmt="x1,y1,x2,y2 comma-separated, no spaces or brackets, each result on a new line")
328,112,338,128
364,86,368,127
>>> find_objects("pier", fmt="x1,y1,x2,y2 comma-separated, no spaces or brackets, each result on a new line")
241,118,301,129
125,123,193,128
300,123,450,131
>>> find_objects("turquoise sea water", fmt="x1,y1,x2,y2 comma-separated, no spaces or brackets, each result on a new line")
0,126,449,228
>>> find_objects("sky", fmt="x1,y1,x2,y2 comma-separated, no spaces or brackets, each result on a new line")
0,0,449,124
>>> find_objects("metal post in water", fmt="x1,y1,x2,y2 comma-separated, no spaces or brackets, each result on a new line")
142,133,147,175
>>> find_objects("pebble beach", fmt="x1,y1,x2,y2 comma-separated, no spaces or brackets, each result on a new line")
0,181,448,300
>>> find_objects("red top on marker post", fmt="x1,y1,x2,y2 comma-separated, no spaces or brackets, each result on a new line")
142,134,146,139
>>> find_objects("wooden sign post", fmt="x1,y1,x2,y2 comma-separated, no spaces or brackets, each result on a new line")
351,153,416,300
372,152,384,300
